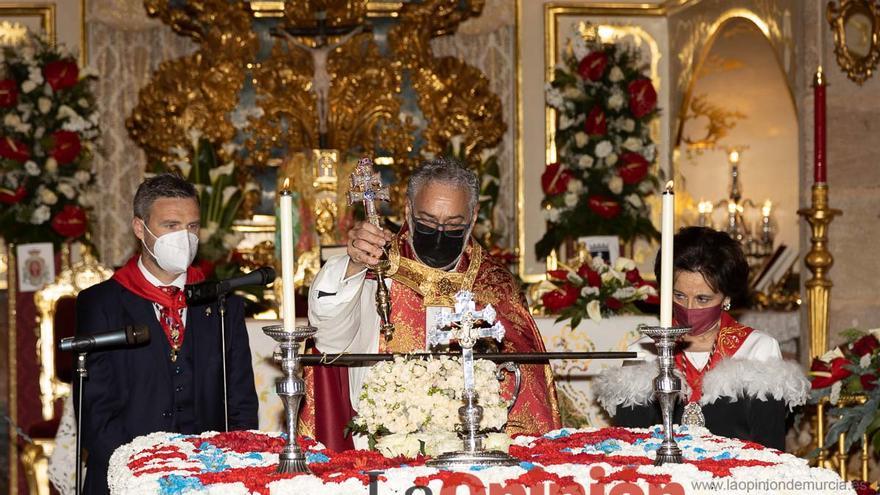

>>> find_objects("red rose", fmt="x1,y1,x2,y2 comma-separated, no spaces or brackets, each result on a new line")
0,137,30,162
618,152,649,185
50,130,81,164
628,78,658,119
44,59,79,91
605,297,623,310
547,269,570,281
577,264,601,287
810,356,853,389
851,334,880,357
50,205,87,238
577,51,608,82
541,162,572,196
584,106,607,136
588,195,621,219
0,185,26,204
542,284,579,312
860,373,877,391
644,293,660,305
625,269,642,284
0,79,18,107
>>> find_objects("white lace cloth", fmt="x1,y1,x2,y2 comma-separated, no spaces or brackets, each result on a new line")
47,396,79,494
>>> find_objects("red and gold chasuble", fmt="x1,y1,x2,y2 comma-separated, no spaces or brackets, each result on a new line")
301,229,561,451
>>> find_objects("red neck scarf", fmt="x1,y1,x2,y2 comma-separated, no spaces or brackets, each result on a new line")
674,312,754,402
112,256,205,358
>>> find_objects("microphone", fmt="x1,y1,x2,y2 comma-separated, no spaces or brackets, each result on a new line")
59,325,150,353
184,266,276,305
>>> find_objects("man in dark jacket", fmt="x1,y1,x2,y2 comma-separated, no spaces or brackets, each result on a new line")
75,173,258,494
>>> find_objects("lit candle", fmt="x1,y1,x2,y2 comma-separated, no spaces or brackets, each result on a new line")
279,179,296,333
697,200,713,227
660,181,674,328
762,199,772,218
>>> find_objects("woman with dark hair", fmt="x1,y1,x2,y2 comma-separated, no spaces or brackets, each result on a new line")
595,227,808,450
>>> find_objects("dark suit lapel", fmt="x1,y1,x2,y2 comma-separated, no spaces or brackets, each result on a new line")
120,289,172,383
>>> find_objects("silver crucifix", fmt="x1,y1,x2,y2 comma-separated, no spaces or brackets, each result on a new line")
347,157,394,339
426,290,519,468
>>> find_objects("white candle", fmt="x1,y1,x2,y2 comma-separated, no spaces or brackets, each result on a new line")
817,0,823,69
660,181,674,328
279,180,295,332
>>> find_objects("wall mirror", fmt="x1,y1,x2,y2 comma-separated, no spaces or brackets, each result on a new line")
828,0,880,84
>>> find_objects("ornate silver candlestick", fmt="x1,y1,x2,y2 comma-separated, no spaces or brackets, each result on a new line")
426,290,520,468
263,323,316,473
639,325,690,466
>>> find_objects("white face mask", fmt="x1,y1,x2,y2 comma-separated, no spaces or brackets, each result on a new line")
141,221,199,275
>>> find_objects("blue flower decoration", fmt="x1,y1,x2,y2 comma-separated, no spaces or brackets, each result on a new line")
592,439,622,454
307,452,330,464
159,475,203,495
194,445,230,473
544,429,571,440
469,465,489,471
712,452,733,460
519,461,536,470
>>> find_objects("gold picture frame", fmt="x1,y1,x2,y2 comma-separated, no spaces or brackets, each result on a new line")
827,0,880,85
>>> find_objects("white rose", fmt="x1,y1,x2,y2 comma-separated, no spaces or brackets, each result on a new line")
484,433,512,453
3,113,20,128
20,46,35,62
643,144,656,162
608,175,623,194
612,287,636,300
28,66,43,84
605,152,618,166
577,154,594,169
574,132,588,148
34,126,45,139
609,66,624,82
572,36,589,60
30,205,50,224
626,194,643,209
376,433,421,458
581,286,599,297
638,181,654,194
24,160,39,176
564,192,578,208
545,85,564,109
37,97,51,114
39,188,58,205
45,157,58,174
563,86,584,100
559,113,575,131
622,119,636,132
75,170,91,184
608,92,625,110
57,183,76,199
614,257,636,272
819,347,845,363
586,299,602,322
543,207,560,223
623,137,642,152
594,140,612,158
77,98,89,108
636,284,657,299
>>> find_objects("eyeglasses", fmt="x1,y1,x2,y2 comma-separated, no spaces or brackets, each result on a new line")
411,216,471,238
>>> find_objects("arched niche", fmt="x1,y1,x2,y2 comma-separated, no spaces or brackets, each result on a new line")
675,16,799,260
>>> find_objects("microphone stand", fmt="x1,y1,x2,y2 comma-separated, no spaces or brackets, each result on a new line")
218,293,229,432
75,352,87,495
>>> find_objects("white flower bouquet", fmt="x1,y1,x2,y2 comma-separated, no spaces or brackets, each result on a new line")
349,355,511,458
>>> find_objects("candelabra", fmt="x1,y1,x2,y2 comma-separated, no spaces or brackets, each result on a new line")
639,325,690,465
263,323,316,473
696,148,775,269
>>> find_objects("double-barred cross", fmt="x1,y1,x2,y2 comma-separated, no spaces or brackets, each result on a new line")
428,290,506,393
347,157,389,228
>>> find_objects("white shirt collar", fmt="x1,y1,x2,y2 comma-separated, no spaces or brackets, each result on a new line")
137,256,186,289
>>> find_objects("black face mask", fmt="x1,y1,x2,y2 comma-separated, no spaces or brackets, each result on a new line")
411,220,468,269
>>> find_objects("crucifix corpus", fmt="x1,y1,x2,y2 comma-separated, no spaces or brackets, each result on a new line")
347,157,394,340
426,290,519,468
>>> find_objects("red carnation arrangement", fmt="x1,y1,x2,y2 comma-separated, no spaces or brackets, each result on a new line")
0,37,99,244
539,255,656,325
810,328,880,459
538,36,661,260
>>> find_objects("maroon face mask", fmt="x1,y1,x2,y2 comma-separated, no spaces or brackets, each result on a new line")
673,302,723,336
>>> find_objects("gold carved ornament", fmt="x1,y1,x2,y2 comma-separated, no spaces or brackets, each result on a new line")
127,0,258,166
827,0,880,85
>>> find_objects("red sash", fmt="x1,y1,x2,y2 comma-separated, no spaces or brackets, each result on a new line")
675,312,753,402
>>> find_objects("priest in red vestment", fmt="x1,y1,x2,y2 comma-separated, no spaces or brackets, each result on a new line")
303,157,561,451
